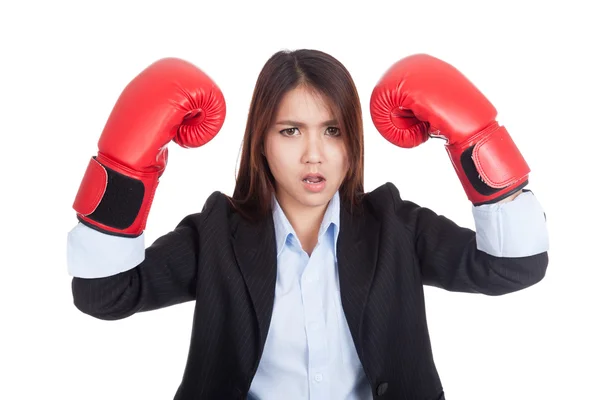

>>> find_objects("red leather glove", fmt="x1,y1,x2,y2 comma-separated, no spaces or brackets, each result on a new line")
73,57,226,236
370,53,529,205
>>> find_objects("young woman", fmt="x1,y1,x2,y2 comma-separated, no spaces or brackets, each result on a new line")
68,49,549,400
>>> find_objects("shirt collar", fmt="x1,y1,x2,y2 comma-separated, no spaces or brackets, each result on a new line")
271,191,340,260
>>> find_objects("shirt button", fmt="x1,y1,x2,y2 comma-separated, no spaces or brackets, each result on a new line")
314,373,323,382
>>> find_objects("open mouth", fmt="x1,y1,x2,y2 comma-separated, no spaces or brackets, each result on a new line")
302,173,325,184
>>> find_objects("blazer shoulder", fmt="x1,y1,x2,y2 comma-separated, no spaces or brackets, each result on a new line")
364,181,404,213
364,182,435,233
178,190,232,230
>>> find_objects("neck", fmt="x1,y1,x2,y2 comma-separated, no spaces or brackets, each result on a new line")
276,193,328,255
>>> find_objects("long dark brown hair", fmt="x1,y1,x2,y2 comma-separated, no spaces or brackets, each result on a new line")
229,49,365,222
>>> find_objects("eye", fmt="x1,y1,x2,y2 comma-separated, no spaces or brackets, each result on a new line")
326,127,341,136
279,128,298,136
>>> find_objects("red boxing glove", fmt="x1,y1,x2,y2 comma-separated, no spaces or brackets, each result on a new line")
370,54,529,205
73,58,226,236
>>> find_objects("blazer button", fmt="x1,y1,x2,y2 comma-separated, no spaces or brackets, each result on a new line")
376,382,388,396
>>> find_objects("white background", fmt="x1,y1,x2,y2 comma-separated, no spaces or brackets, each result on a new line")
1,0,598,399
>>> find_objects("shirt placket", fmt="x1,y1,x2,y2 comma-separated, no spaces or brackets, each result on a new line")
301,246,330,399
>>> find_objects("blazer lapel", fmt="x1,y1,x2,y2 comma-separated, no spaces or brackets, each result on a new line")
231,213,278,350
337,201,381,360
229,199,380,370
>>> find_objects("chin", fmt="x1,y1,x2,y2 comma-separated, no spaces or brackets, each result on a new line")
277,180,338,209
298,189,336,206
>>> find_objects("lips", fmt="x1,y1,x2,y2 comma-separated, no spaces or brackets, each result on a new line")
302,173,325,183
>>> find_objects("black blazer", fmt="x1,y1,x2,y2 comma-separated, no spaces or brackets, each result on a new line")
72,182,548,400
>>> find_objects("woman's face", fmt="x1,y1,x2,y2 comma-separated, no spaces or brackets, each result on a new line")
264,85,349,213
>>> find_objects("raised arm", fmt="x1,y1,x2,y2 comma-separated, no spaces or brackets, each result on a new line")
67,57,226,318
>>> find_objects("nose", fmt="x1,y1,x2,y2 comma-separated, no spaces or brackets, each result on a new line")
302,133,323,164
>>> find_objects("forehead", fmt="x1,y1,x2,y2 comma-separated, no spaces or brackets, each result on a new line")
275,86,335,120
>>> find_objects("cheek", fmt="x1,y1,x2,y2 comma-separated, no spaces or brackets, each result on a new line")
334,148,350,182
329,143,349,170
266,140,294,175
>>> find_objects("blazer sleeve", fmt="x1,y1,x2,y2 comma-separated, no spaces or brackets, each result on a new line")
70,211,205,321
390,184,549,295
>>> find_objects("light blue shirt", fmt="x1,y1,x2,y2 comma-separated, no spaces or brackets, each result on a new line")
67,189,549,399
247,191,372,399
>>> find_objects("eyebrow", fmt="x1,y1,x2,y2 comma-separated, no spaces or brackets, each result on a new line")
275,119,338,127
